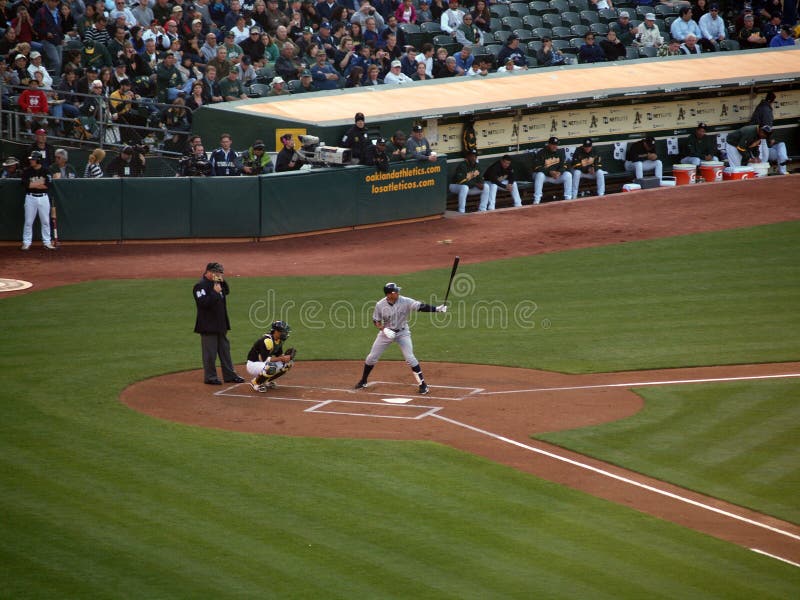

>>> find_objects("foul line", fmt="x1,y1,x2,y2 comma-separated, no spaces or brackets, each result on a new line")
479,372,800,395
431,413,800,551
750,548,800,568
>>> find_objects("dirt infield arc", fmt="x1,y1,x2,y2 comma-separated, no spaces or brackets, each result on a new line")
122,359,800,566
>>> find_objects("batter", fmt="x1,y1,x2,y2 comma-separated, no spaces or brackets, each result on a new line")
355,282,447,395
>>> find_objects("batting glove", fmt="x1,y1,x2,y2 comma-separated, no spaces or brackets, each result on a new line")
436,304,447,313
382,328,397,340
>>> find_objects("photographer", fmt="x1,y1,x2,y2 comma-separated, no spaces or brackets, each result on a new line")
242,140,274,175
107,145,147,177
179,143,211,177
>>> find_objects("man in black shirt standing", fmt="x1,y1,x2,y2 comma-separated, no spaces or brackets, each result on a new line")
193,262,245,385
20,150,55,251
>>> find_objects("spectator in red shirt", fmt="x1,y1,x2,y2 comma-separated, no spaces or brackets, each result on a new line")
18,78,49,132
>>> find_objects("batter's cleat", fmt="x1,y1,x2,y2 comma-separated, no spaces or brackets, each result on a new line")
418,383,430,395
354,380,368,389
44,242,56,250
20,244,30,251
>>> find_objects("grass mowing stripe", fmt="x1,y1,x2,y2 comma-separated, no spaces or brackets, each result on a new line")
538,379,800,523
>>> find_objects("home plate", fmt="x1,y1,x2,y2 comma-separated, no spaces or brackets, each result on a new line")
382,397,413,404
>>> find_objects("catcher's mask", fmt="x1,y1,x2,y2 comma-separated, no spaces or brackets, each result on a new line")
270,320,291,340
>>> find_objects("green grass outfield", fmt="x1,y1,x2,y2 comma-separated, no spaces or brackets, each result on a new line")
1,221,798,597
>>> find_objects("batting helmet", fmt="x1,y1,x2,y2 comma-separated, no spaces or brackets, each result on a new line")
384,282,402,294
28,150,44,161
270,320,291,339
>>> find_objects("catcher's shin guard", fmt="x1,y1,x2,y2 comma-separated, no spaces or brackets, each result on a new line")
264,361,293,382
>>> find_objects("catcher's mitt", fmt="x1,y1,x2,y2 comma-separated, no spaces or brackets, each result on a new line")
285,347,297,361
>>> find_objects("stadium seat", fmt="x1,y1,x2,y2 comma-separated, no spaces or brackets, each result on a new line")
561,12,582,28
638,46,658,58
248,83,270,97
513,28,535,42
526,55,539,67
501,16,524,31
484,44,504,57
580,10,599,25
589,22,609,35
655,4,679,17
626,46,639,60
420,21,442,34
528,1,554,16
527,40,543,54
551,39,572,53
490,4,510,18
552,26,573,40
522,14,543,29
551,0,570,14
719,39,740,51
509,2,530,17
494,30,512,44
489,17,503,31
570,24,589,37
569,0,589,11
599,8,618,23
542,13,563,28
531,27,553,40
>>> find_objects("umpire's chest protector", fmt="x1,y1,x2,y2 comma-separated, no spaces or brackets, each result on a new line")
193,278,231,334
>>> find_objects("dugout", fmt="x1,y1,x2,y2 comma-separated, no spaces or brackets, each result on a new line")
192,47,800,161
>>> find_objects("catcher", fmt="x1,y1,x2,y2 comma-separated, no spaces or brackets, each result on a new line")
246,320,297,392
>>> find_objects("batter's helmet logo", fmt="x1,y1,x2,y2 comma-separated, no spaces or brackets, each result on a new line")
384,282,402,294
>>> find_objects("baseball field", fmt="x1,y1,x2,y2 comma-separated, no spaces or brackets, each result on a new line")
1,178,799,598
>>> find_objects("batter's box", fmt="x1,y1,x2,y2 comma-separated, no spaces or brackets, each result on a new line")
307,400,443,420
362,381,483,401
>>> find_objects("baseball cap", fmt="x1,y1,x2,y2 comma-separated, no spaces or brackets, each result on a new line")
30,51,41,59
193,18,202,25
272,76,285,85
252,140,265,150
302,26,313,34
355,112,365,122
91,79,103,87
619,10,630,18
697,122,707,129
582,138,592,146
320,21,331,28
225,31,235,38
34,128,47,135
250,26,262,33
172,5,182,12
645,12,656,20
119,78,131,86
507,33,520,41
412,124,423,132
300,69,312,77
390,59,402,67
376,137,386,145
384,282,401,294
206,262,224,274
644,134,655,142
547,136,559,145
121,145,134,154
15,54,26,61
761,125,773,133
709,3,719,9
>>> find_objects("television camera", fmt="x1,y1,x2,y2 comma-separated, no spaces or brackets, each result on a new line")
297,135,352,167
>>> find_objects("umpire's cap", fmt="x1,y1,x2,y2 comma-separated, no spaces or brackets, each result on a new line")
384,282,402,294
206,262,224,273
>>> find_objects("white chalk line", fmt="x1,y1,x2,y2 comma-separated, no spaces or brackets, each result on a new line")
431,413,800,554
750,548,800,568
478,372,800,395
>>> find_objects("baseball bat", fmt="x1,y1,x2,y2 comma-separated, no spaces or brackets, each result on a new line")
50,203,59,247
443,256,460,305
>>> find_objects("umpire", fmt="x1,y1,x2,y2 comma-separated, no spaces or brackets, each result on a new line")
193,262,245,385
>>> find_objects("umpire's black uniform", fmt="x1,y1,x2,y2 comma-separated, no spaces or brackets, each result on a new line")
193,263,242,384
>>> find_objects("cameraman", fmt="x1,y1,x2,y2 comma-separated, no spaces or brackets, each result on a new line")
107,145,146,177
179,144,211,177
275,133,306,172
